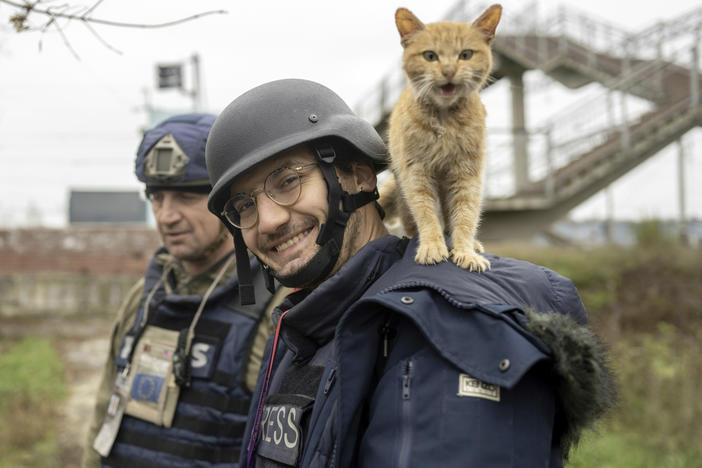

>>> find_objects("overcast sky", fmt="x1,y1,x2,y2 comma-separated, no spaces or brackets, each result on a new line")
0,0,700,227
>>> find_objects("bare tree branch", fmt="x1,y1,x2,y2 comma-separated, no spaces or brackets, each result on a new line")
2,0,227,31
83,0,104,16
51,15,80,60
83,19,122,54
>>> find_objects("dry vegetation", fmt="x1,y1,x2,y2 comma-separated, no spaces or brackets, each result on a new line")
492,230,702,467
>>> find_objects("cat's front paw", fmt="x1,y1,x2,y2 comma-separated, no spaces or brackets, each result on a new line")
415,239,450,265
451,249,491,272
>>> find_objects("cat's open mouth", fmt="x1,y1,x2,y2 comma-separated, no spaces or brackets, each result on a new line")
439,84,457,96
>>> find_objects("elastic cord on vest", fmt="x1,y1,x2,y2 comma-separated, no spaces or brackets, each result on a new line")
123,254,235,374
174,254,237,387
246,306,292,468
121,265,170,372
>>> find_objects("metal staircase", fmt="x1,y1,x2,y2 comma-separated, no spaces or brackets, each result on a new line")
356,1,702,240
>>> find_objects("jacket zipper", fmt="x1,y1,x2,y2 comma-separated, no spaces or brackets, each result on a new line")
398,359,413,468
323,367,337,395
300,364,337,467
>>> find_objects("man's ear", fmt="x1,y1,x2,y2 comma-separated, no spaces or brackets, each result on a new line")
352,162,377,192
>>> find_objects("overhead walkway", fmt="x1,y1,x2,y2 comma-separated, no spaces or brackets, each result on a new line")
355,1,702,240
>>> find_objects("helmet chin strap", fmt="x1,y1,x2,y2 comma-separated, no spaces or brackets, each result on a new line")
273,145,377,289
231,144,379,304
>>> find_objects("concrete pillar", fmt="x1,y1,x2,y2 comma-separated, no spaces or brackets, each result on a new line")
677,139,688,243
605,186,615,244
691,34,699,108
510,72,530,192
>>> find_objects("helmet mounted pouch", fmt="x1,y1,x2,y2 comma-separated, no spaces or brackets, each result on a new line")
144,133,190,181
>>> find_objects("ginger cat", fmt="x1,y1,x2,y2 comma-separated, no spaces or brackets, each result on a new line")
383,4,502,272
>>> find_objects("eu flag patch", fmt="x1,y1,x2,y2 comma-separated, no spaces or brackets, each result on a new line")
130,374,164,403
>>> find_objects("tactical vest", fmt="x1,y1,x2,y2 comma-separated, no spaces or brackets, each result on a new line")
103,252,269,468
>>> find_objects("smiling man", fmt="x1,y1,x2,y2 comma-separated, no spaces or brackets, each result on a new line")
206,79,614,468
229,143,385,288
83,114,282,468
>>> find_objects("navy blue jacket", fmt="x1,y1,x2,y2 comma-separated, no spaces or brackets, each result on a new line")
240,235,612,468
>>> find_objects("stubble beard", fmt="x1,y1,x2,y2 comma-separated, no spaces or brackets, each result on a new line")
271,210,362,289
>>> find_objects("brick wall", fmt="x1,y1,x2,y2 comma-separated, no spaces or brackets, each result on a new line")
0,227,161,274
0,227,161,316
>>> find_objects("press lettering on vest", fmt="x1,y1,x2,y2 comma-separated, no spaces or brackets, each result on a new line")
259,405,301,449
457,373,500,402
191,343,211,368
285,408,299,448
260,406,272,442
119,336,135,360
274,406,284,445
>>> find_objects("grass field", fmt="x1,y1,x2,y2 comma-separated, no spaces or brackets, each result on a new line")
0,337,66,468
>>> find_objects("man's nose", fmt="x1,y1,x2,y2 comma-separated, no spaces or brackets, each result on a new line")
156,197,182,224
255,194,291,234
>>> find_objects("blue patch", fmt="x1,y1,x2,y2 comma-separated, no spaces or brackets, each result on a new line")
130,374,164,403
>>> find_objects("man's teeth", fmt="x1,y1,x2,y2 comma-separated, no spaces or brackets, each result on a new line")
274,231,309,252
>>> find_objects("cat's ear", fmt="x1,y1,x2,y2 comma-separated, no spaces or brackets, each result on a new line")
395,8,425,47
472,4,502,44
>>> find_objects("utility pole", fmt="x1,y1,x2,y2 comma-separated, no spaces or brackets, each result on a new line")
190,53,202,112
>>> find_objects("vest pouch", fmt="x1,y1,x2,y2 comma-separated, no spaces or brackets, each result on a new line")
124,326,181,427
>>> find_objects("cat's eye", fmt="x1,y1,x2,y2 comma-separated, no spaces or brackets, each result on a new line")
459,49,474,60
422,51,438,61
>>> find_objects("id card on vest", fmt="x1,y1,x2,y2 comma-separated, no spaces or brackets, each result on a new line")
123,326,182,427
256,395,314,467
93,372,130,456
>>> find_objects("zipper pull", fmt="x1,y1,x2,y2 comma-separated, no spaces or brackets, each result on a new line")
323,368,337,395
402,360,412,400
379,319,397,358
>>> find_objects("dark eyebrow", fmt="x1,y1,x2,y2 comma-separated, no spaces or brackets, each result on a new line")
230,158,313,196
279,158,310,168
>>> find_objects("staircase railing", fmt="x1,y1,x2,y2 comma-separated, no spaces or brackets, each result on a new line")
354,0,702,206
485,40,701,200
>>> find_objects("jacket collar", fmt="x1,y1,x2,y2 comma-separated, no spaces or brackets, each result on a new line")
366,236,587,324
277,235,404,362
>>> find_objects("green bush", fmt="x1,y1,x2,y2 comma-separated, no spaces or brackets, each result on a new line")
0,337,66,467
491,241,702,466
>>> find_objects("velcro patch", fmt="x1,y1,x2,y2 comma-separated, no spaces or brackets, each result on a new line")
457,373,500,402
257,403,305,466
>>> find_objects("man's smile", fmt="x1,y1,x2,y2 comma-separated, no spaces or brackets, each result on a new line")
272,228,314,252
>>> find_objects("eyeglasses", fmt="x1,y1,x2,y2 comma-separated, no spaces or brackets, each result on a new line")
222,163,319,229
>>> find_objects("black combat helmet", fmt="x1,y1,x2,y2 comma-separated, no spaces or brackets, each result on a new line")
206,79,387,304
